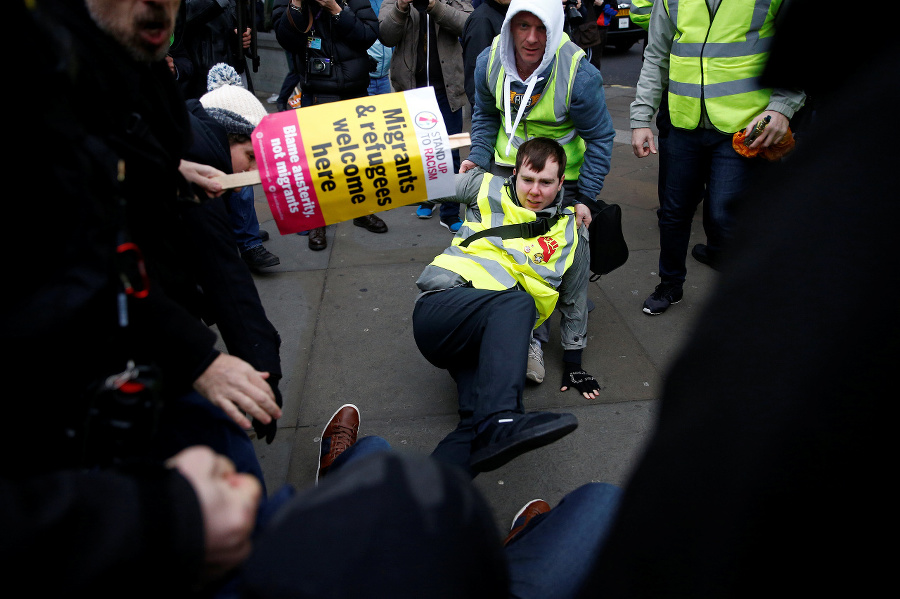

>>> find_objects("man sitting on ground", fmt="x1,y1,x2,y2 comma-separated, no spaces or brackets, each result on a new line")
412,137,601,476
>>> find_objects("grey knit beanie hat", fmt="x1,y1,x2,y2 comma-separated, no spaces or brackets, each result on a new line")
199,63,268,136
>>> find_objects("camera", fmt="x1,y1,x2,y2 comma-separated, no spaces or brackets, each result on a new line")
308,56,333,77
564,0,583,24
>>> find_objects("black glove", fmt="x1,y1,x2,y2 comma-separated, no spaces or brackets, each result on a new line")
560,361,601,396
252,376,282,444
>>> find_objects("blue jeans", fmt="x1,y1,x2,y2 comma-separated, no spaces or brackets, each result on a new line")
226,186,264,253
506,482,622,598
368,75,391,96
231,437,619,599
657,127,751,283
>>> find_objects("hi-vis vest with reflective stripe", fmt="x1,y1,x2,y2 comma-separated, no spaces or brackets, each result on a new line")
487,35,585,182
430,173,579,327
664,0,780,133
629,0,654,30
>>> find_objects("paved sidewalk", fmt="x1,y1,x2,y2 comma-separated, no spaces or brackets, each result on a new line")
240,85,718,529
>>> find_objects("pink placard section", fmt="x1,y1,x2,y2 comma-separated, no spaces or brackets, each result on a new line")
252,110,326,235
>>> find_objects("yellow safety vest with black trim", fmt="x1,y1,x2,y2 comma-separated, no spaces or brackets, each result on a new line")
487,35,585,182
664,0,781,133
430,174,579,327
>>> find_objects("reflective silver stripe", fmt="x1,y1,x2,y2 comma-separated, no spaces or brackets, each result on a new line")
552,41,582,118
441,245,519,287
630,3,652,16
487,38,503,91
484,175,508,228
668,79,702,98
702,76,764,98
671,37,772,58
667,0,679,24
669,73,765,98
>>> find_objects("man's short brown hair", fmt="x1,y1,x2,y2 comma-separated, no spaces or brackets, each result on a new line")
515,137,567,179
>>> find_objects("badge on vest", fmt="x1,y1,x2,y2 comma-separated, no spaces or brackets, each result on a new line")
525,236,558,264
508,90,543,110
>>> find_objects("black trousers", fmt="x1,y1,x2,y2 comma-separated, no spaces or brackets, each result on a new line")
413,286,537,474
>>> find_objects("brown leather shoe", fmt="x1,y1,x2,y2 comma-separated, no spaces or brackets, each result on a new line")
503,499,551,546
316,404,360,484
353,214,388,233
308,226,327,251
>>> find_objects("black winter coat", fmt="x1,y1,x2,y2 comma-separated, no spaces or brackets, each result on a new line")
273,0,378,97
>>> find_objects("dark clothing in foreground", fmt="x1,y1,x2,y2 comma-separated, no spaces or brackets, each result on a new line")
3,1,215,591
579,2,896,595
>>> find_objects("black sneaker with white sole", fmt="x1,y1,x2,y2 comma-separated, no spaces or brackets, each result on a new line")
642,281,684,315
470,411,578,472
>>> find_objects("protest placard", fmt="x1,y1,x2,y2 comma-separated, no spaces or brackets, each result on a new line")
248,87,457,235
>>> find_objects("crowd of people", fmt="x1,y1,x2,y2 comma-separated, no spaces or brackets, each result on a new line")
3,0,891,596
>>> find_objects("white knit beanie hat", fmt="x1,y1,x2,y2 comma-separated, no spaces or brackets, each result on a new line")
199,63,268,136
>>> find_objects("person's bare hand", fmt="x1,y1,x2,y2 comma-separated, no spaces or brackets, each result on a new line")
179,160,226,198
744,110,790,150
574,202,592,228
397,0,412,11
236,27,252,49
459,159,477,174
193,354,281,430
168,447,262,582
631,127,657,158
166,55,176,75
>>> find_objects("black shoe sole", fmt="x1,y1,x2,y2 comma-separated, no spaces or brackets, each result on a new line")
470,414,578,473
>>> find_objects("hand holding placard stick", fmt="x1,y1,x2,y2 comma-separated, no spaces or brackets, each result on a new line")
215,89,467,235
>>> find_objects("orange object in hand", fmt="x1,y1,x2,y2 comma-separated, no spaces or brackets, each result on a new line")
732,127,796,161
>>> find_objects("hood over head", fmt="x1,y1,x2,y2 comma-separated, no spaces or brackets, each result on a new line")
498,0,565,85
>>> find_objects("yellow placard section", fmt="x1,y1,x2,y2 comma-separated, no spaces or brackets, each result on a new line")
297,93,432,224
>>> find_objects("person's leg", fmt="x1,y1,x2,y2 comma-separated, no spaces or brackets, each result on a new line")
227,186,263,253
414,287,535,470
656,127,709,285
703,130,753,258
329,435,392,473
505,483,623,599
414,287,535,420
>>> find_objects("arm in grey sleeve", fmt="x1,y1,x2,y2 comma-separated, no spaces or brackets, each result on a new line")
766,88,807,120
432,168,486,204
630,1,675,128
557,226,590,351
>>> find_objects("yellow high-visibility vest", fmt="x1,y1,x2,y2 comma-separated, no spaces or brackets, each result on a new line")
430,174,579,327
665,0,781,132
487,35,586,182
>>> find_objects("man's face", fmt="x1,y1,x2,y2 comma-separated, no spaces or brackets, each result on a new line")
514,158,564,212
510,12,547,76
85,0,181,61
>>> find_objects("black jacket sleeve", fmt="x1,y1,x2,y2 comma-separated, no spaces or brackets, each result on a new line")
1,466,205,595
